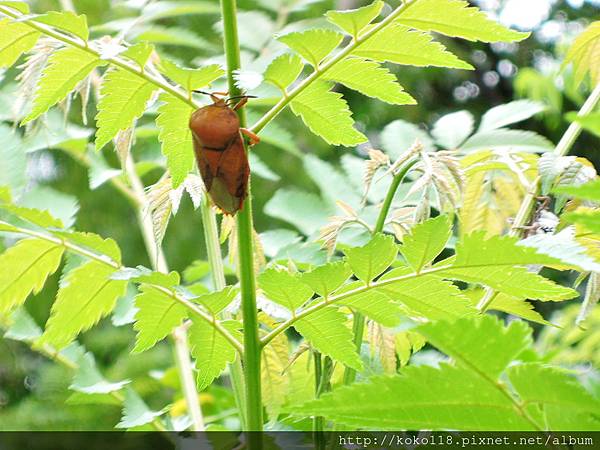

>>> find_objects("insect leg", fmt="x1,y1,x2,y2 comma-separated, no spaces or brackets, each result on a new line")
240,128,261,146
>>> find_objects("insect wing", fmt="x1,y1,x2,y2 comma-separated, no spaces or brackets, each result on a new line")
210,134,249,215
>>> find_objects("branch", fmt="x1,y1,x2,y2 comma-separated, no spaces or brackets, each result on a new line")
0,221,244,353
260,263,454,347
477,81,600,312
0,5,198,109
250,0,419,134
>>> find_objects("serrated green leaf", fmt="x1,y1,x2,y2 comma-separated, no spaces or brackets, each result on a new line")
189,318,241,390
439,232,579,301
116,388,166,429
0,199,65,228
194,286,238,315
508,363,600,413
295,306,362,371
34,11,89,41
160,60,223,92
278,29,343,67
0,239,64,314
400,215,451,272
156,93,195,188
41,261,128,350
121,42,154,68
461,129,553,153
290,81,367,146
70,352,129,394
352,24,473,70
555,179,600,202
337,281,403,327
344,233,397,283
395,0,529,43
288,364,534,430
478,100,545,132
326,1,383,38
132,285,187,353
486,293,549,325
53,231,121,263
431,110,474,149
376,271,476,320
259,268,313,312
95,68,157,151
0,18,40,68
263,53,304,92
0,1,29,14
419,315,531,379
261,329,289,421
564,21,600,86
300,261,352,297
23,46,101,124
324,57,415,105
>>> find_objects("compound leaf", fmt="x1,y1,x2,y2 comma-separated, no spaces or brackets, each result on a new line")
290,81,367,146
352,24,473,70
278,29,343,68
326,1,384,38
259,268,314,312
156,93,195,188
325,57,415,105
95,68,157,150
344,233,397,283
263,53,304,92
0,238,64,314
400,215,451,272
0,18,40,68
132,285,188,353
295,306,362,371
41,261,128,350
23,46,102,124
396,0,529,43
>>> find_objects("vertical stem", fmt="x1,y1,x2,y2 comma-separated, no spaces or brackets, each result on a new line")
200,197,248,428
220,0,263,432
313,352,324,437
343,157,419,386
124,153,205,431
477,82,600,312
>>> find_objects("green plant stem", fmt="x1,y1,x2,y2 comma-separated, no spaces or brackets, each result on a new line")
313,352,324,437
2,221,243,352
373,158,420,235
250,0,419,134
0,6,198,109
220,0,263,433
477,81,600,312
200,196,248,428
123,153,205,431
343,157,419,385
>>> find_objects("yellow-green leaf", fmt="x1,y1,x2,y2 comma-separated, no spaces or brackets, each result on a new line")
325,57,415,105
396,0,529,43
0,19,40,68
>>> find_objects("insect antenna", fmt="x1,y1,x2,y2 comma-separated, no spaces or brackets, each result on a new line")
226,95,257,105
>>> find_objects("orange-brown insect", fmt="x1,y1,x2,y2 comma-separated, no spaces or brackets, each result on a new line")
189,91,259,215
